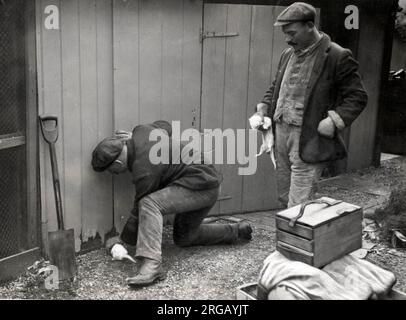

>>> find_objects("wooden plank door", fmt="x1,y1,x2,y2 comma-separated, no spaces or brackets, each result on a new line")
200,4,251,215
201,4,291,215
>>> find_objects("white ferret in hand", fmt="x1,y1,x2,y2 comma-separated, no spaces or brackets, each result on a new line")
249,113,276,169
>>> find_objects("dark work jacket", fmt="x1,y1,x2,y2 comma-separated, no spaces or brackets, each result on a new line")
126,122,221,217
261,34,368,163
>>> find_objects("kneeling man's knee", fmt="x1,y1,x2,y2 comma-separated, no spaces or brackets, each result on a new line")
138,195,157,210
173,233,193,247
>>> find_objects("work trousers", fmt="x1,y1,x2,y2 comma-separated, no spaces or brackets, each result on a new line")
133,185,239,261
275,121,326,208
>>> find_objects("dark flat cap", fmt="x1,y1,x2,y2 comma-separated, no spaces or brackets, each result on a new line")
274,2,316,26
91,137,124,172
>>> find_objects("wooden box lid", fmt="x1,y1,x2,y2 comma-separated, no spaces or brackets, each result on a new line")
276,197,361,228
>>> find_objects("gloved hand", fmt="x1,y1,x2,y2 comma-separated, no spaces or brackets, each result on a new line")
111,243,137,263
317,116,336,138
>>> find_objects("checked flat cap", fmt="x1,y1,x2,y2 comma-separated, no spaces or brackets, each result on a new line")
91,136,124,172
274,2,317,26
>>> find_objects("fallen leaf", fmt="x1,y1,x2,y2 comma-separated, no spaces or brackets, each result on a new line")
362,240,376,250
394,230,406,243
363,218,376,226
388,249,405,257
350,249,369,259
364,225,378,232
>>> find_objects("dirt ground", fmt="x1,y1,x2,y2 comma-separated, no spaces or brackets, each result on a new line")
1,156,406,300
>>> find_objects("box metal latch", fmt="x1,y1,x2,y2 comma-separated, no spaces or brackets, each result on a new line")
200,29,239,43
289,198,342,227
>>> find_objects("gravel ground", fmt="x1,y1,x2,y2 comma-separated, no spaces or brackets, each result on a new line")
367,244,406,293
1,156,406,300
315,156,406,294
0,226,276,300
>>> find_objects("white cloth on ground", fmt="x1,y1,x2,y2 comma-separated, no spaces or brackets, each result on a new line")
249,113,276,169
258,251,396,300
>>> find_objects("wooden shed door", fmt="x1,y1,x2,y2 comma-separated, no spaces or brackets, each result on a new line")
201,4,290,215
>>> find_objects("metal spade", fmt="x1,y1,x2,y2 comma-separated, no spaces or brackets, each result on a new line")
39,114,76,281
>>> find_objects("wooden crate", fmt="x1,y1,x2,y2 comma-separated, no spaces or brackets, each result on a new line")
276,197,363,268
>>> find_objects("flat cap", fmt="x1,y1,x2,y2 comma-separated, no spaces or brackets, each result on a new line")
91,137,124,172
274,2,316,26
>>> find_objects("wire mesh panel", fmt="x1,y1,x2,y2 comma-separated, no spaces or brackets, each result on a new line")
0,147,27,259
0,0,26,136
0,0,28,260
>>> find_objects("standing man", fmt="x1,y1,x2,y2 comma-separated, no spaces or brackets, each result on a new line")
91,121,252,286
256,2,368,208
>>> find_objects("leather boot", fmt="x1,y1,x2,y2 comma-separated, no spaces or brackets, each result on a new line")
238,221,253,241
126,258,166,286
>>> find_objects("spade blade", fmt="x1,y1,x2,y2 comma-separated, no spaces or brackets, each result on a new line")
48,228,77,281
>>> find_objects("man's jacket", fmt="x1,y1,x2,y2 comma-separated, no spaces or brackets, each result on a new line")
126,121,221,217
261,34,368,163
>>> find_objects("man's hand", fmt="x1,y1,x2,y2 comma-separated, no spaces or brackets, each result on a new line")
249,113,264,129
317,117,336,138
256,103,268,117
114,130,132,140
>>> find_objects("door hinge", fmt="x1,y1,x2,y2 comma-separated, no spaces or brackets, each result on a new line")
199,29,239,43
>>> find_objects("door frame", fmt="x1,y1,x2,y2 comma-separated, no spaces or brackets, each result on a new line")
0,0,40,284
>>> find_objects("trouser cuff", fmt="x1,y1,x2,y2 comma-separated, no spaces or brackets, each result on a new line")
135,249,162,262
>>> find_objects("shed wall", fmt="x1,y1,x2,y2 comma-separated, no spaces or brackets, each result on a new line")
36,0,203,250
36,0,391,251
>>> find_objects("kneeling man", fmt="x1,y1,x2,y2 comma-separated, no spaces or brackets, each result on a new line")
91,121,252,286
